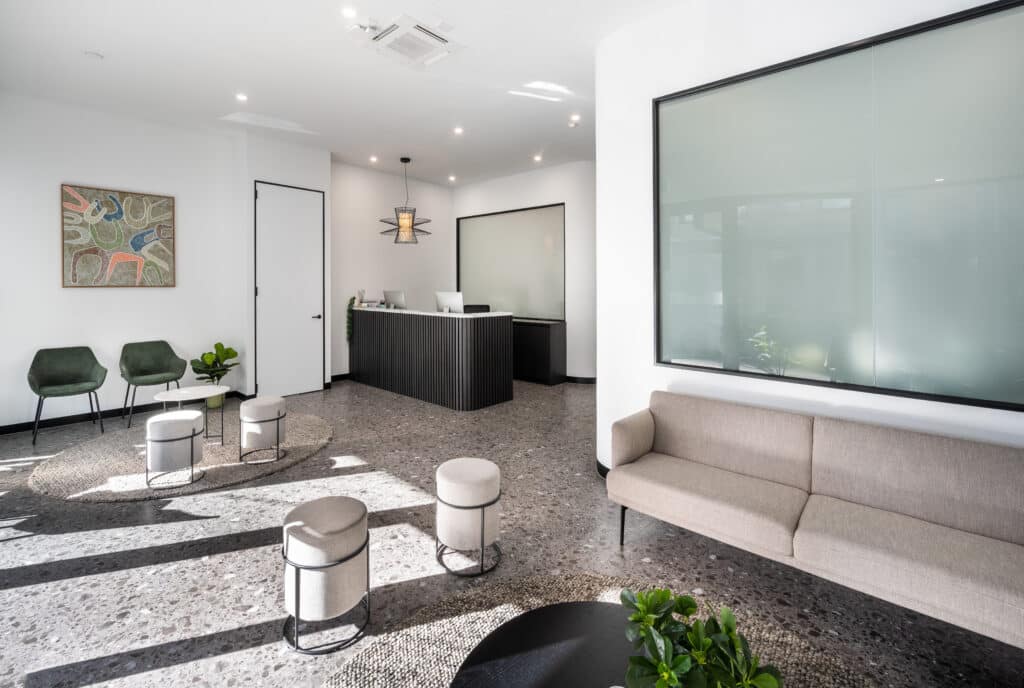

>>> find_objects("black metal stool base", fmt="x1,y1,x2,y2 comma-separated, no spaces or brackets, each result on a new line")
282,593,369,655
239,447,288,465
146,468,205,490
436,541,502,577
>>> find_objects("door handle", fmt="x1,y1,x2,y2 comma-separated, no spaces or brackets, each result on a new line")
311,314,322,319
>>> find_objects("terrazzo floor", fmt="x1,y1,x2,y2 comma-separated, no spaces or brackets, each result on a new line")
0,381,1021,688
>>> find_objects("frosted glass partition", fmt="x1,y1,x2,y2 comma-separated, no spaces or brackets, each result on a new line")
458,205,565,320
655,4,1024,408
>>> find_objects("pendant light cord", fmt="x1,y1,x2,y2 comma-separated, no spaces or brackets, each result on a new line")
404,162,410,206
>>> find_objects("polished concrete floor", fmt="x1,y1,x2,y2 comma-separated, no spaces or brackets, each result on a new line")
0,381,1021,688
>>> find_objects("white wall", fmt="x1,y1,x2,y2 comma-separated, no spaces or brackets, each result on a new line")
594,0,1024,467
330,162,455,375
0,91,330,427
454,161,597,379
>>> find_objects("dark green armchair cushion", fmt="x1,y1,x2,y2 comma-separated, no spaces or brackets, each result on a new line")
119,340,187,386
28,346,107,397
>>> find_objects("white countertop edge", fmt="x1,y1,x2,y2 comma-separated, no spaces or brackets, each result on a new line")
354,307,513,318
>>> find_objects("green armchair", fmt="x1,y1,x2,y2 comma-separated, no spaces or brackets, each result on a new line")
27,346,107,444
120,340,188,427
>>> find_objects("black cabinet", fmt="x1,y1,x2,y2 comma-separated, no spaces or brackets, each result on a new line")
513,319,566,385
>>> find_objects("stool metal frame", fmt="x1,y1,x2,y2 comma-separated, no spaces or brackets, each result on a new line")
435,491,502,577
158,393,225,444
145,426,204,489
239,410,287,464
282,532,370,655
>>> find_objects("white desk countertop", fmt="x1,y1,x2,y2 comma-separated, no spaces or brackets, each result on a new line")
354,307,513,319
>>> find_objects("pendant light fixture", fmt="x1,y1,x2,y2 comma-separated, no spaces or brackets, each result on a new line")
379,157,432,244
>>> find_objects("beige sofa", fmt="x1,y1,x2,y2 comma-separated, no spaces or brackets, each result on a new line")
606,391,1024,649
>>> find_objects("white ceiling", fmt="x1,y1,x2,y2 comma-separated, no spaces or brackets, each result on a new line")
0,0,674,184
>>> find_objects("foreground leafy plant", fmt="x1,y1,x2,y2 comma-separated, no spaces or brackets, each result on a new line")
622,588,782,688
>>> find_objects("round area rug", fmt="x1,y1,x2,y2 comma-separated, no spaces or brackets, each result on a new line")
28,408,332,502
328,573,873,688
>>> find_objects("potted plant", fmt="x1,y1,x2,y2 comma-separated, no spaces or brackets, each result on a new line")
622,588,782,688
190,342,239,408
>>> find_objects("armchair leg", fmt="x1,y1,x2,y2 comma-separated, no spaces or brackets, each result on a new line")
121,384,130,418
619,505,627,547
175,380,180,389
127,386,138,428
88,392,95,424
93,391,104,433
32,397,44,445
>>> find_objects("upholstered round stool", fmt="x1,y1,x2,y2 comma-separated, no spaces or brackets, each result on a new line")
145,410,204,488
282,496,369,654
435,457,502,577
239,396,286,463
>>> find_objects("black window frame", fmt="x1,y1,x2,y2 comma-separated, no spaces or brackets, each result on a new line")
652,0,1024,413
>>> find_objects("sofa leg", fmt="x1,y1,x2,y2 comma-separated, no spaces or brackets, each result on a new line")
619,505,627,547
121,384,130,418
32,397,44,445
88,392,95,424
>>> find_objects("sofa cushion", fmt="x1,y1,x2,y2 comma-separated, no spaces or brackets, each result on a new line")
649,391,812,491
794,495,1024,648
607,452,808,557
812,417,1024,546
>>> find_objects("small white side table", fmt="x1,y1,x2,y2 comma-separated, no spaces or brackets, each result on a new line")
153,385,231,443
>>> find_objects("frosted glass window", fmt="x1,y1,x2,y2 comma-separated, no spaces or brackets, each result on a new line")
656,4,1024,408
458,205,565,320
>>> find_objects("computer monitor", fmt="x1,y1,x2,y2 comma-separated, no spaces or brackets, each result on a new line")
435,291,464,314
383,290,406,309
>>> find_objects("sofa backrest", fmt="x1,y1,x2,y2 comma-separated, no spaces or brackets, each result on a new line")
812,417,1024,546
649,391,813,491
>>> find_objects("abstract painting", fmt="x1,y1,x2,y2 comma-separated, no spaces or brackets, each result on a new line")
61,184,175,287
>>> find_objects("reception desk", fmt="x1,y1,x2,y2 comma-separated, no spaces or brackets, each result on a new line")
350,308,513,411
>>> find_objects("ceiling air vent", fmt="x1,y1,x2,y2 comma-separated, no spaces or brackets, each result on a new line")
356,15,459,68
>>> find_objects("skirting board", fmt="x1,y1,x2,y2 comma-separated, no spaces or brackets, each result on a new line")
0,391,252,436
565,376,596,384
331,373,351,382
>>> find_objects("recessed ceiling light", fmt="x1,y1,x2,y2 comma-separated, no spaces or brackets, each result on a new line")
533,154,543,162
523,81,573,95
934,177,945,182
508,90,562,103
453,126,464,135
568,121,578,128
341,6,357,19
448,175,457,182
570,113,581,122
369,155,378,163
235,93,248,102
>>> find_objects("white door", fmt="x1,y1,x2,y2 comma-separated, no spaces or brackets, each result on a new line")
255,182,323,397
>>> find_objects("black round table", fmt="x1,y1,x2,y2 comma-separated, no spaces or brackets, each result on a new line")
451,601,632,688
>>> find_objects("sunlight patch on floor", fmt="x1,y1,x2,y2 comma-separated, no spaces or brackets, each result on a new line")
330,454,368,469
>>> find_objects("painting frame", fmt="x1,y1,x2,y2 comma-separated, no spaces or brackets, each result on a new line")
61,183,177,288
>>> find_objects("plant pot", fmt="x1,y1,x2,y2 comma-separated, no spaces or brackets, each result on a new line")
207,393,225,409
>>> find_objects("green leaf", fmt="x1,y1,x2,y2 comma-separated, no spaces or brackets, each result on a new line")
686,666,707,688
672,654,691,674
201,352,216,366
622,589,639,610
749,673,779,688
674,595,698,617
626,622,643,644
627,656,660,688
720,607,736,636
